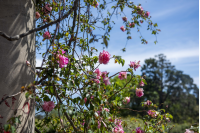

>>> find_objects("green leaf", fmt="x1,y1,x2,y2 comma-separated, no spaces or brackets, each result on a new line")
103,36,108,48
89,38,94,43
43,95,51,101
25,92,30,99
4,124,9,131
11,126,16,133
49,86,54,94
67,81,74,87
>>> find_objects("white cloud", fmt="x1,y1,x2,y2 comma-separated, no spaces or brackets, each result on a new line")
36,59,43,67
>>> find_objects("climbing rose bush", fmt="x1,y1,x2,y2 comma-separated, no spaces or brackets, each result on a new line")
0,1,177,133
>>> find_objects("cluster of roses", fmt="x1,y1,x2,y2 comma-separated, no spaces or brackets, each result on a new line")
111,118,124,133
35,3,52,22
120,5,150,33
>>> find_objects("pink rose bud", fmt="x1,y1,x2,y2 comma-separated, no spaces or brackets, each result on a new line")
26,61,30,66
43,19,47,23
140,20,143,23
129,22,135,28
43,31,51,39
104,108,110,112
122,17,127,22
145,11,150,18
120,26,126,32
84,97,87,103
125,97,130,104
36,12,40,19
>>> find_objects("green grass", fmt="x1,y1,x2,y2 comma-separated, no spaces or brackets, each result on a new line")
121,116,193,133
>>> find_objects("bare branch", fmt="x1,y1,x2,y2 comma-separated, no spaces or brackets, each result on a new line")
0,92,21,105
35,127,41,133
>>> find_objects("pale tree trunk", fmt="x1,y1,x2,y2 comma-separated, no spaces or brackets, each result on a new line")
0,0,35,132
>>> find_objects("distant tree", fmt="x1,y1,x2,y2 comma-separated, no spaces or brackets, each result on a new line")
140,54,199,123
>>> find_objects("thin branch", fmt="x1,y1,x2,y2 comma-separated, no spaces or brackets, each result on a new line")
56,91,78,132
35,127,41,133
0,0,78,41
0,92,21,105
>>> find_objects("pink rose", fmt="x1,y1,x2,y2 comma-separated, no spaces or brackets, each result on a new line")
185,129,194,133
129,61,141,71
136,127,144,133
43,31,51,39
104,108,110,112
124,97,130,104
95,2,99,8
137,6,144,15
58,55,69,68
103,77,111,86
144,100,151,106
120,26,126,32
139,79,144,86
43,4,52,14
43,19,47,23
36,12,40,19
94,68,101,76
84,97,87,104
118,72,127,80
122,17,127,22
101,71,108,78
147,110,157,118
129,22,135,28
26,61,30,66
136,88,144,97
42,101,55,112
145,11,150,18
98,120,101,128
99,50,111,64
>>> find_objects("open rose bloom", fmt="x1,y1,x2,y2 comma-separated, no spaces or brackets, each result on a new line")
56,49,69,68
43,31,51,39
42,101,55,112
136,88,144,97
99,50,110,64
118,72,127,80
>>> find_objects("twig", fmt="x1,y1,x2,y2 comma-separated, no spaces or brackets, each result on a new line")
0,92,21,105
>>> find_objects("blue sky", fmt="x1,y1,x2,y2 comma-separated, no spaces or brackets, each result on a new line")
36,0,199,87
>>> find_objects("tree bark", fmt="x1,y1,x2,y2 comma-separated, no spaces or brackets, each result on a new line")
0,0,35,132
